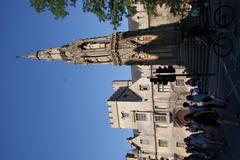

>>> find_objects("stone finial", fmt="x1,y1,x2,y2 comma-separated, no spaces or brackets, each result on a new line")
18,52,40,60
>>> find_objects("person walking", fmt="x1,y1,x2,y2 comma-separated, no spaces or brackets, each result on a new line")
184,152,214,160
182,25,215,45
185,76,201,87
186,94,228,103
184,110,240,128
183,102,226,110
186,146,218,158
188,133,226,145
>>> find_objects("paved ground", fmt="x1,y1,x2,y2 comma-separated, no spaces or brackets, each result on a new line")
207,0,240,159
178,0,240,159
177,1,210,91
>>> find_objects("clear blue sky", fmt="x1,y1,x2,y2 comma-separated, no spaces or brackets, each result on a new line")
0,1,132,160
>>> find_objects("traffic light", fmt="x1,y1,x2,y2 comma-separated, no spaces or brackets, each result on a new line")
156,65,175,74
150,65,176,85
150,65,215,85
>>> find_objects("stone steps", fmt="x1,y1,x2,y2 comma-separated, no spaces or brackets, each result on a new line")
178,8,211,93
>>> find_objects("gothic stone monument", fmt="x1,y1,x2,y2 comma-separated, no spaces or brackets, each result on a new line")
21,23,179,66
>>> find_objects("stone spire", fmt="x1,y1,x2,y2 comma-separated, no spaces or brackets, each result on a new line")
20,52,40,60
20,35,115,65
20,23,179,66
20,48,63,61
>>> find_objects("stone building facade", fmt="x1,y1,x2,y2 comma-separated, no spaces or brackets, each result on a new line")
107,2,190,160
108,65,190,160
20,1,191,160
128,1,183,30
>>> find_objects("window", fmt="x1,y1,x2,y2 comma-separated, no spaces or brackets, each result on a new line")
176,79,185,86
155,114,167,123
121,112,129,119
158,84,170,92
155,112,168,123
140,139,150,145
176,142,186,148
139,85,149,91
135,113,147,121
158,140,168,147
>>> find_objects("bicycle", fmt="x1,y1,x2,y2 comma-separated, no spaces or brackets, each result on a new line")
211,5,235,57
213,5,235,28
192,4,235,57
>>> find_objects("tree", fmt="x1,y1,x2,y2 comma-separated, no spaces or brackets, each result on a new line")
30,0,77,19
82,0,135,29
29,0,182,29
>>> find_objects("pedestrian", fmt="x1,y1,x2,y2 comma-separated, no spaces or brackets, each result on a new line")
194,131,225,142
186,122,206,132
190,8,200,17
184,111,221,127
185,137,223,151
186,94,228,103
189,133,226,145
184,110,240,127
183,25,211,39
185,76,201,87
184,152,214,160
183,102,226,110
183,102,209,113
186,146,218,158
182,25,215,45
190,87,202,95
185,135,224,147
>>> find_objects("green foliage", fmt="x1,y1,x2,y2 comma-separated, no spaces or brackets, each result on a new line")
139,0,157,16
139,0,187,17
82,0,136,29
30,0,77,19
29,0,183,29
82,0,106,22
82,0,167,28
